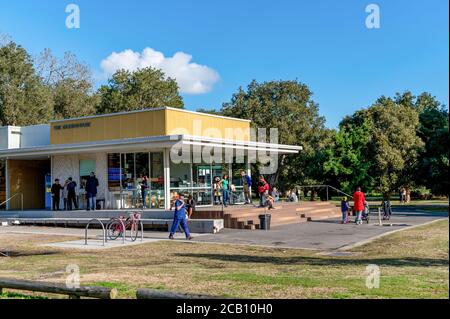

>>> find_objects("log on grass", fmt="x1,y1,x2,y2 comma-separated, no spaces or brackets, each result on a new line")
136,288,220,299
0,277,118,299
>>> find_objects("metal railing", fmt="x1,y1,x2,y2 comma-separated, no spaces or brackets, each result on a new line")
297,185,352,201
0,193,23,210
85,218,106,246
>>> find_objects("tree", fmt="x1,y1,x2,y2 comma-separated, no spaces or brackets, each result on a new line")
323,118,374,194
97,68,183,114
327,92,425,199
0,41,53,126
415,93,449,196
35,49,98,119
221,80,330,189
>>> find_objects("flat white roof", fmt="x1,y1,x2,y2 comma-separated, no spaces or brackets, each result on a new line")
0,134,302,159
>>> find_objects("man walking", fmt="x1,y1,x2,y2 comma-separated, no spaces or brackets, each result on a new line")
51,179,63,211
66,177,78,210
353,186,366,225
85,172,99,211
169,194,193,240
240,170,252,205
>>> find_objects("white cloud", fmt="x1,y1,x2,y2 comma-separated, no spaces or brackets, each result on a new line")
100,48,220,94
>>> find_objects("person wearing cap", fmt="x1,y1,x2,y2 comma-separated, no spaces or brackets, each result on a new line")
169,194,193,240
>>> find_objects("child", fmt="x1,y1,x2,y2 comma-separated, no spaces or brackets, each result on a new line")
341,196,350,224
265,192,275,210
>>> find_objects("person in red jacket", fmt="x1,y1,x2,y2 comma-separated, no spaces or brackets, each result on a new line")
353,186,366,225
258,176,270,207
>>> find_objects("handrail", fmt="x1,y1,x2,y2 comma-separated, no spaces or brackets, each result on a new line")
297,185,352,200
0,193,23,210
85,218,106,246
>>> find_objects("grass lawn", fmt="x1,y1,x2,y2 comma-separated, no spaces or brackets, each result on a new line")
0,220,448,299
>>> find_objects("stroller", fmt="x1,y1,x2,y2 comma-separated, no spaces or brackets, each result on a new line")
381,200,392,220
361,201,370,224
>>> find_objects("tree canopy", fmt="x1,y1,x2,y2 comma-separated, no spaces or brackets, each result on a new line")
0,42,53,126
96,68,184,114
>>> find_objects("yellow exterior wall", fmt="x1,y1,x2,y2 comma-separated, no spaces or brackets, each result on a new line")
50,109,167,144
164,108,250,141
50,108,251,144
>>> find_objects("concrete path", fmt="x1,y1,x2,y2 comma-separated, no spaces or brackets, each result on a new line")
193,209,448,250
1,208,447,251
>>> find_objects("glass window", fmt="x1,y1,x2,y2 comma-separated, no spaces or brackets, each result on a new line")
79,159,96,191
121,153,135,189
149,152,164,208
107,153,121,191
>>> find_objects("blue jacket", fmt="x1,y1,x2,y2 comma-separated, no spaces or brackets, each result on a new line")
242,175,252,187
173,199,186,219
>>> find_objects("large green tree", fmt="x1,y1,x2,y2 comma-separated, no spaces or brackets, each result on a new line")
0,41,53,126
415,93,449,196
97,68,183,114
326,92,427,198
323,118,374,194
221,80,330,189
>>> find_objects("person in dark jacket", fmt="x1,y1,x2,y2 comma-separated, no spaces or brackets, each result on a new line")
51,179,64,211
240,170,253,205
85,172,99,211
66,177,78,210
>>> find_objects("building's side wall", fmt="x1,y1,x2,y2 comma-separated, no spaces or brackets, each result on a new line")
52,153,108,207
164,108,251,140
50,109,167,144
20,124,50,147
8,159,49,209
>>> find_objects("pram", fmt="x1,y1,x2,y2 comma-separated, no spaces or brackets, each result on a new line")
361,201,370,224
381,200,392,220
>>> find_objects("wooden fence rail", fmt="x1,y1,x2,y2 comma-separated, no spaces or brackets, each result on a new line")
0,277,118,299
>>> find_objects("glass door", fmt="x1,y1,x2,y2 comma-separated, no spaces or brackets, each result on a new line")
193,164,213,206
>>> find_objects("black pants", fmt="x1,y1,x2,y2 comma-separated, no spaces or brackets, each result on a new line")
67,192,78,210
52,196,60,211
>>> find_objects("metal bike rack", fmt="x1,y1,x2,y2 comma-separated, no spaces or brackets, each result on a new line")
85,219,106,246
105,217,126,244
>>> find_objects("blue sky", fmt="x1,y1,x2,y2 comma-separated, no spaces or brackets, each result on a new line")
1,0,448,127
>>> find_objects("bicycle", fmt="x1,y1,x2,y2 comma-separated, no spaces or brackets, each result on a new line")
107,212,141,242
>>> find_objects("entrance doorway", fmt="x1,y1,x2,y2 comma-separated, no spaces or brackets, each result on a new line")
7,159,50,209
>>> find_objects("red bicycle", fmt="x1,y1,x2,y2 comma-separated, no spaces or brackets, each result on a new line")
107,212,141,242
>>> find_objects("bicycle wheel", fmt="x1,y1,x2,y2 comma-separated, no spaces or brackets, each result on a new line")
107,220,123,240
129,220,139,242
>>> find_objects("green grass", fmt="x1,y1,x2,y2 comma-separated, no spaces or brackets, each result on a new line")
0,220,448,299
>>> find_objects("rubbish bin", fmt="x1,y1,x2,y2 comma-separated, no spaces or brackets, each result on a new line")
259,214,271,230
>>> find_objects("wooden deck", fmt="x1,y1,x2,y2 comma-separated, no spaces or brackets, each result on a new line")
194,201,342,229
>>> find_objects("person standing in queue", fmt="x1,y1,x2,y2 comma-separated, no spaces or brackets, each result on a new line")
85,172,99,211
66,177,78,210
221,174,230,207
240,170,253,205
169,193,193,240
51,179,63,211
140,175,149,209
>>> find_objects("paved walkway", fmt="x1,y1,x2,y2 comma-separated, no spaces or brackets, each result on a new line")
0,208,447,251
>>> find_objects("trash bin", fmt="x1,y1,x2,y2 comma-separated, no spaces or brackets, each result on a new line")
259,214,271,230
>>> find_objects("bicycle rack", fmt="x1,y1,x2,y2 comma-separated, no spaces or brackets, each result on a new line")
85,219,106,246
105,217,126,244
